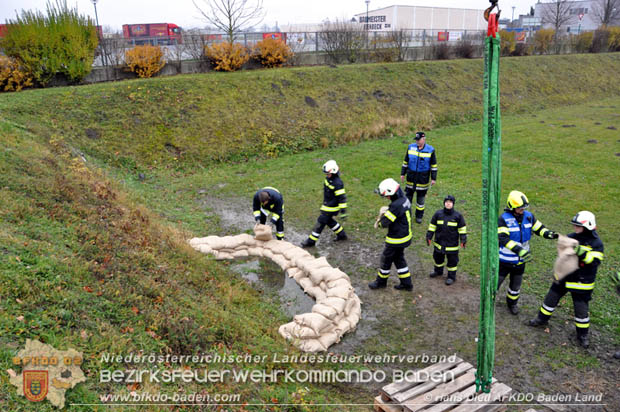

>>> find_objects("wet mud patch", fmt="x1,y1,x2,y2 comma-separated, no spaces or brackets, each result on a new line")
198,193,620,409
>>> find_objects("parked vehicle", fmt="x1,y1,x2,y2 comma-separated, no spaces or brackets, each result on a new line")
122,23,182,45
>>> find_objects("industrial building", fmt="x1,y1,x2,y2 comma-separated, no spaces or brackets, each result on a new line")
353,5,488,32
534,0,603,33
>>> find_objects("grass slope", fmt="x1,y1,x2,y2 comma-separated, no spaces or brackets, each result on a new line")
0,54,618,168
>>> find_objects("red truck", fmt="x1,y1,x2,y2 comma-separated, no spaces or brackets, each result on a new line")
122,23,182,45
0,24,9,37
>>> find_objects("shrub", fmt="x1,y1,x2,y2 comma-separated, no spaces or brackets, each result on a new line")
590,29,610,53
1,0,98,86
432,43,451,60
512,42,532,56
608,27,620,51
0,56,34,92
205,42,250,72
454,40,476,59
573,32,593,53
253,38,293,68
125,45,166,78
534,29,555,54
499,30,516,56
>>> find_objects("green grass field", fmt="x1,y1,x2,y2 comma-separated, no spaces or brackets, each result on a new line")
0,53,619,410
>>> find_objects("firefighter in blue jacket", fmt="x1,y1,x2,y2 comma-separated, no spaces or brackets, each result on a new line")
528,211,604,349
369,178,413,291
426,195,467,285
301,160,348,247
400,131,437,224
252,187,284,240
498,190,558,315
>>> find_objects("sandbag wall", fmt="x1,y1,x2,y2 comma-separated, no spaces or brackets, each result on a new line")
188,232,362,352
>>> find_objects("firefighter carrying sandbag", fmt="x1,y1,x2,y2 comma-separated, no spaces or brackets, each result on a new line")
368,178,413,291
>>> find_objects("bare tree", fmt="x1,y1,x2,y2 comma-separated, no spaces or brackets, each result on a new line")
540,0,574,34
319,19,365,64
101,33,128,67
193,0,264,43
591,0,620,26
182,28,209,61
388,30,413,62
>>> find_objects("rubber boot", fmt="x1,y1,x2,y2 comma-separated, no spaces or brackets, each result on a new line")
368,277,387,290
394,277,413,291
527,316,548,327
577,334,590,349
445,277,455,285
429,270,442,278
334,231,348,242
508,304,519,315
300,238,316,248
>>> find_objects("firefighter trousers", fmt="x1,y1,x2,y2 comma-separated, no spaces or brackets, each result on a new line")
536,281,592,337
259,213,284,239
498,262,525,307
433,250,459,280
377,245,411,284
309,211,344,241
404,184,428,220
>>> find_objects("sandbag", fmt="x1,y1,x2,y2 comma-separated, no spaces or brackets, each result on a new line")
272,254,291,270
214,251,233,260
254,223,272,241
298,339,326,353
375,206,389,229
287,267,303,279
335,317,351,332
268,240,296,255
318,331,341,350
262,249,274,260
232,249,249,258
309,267,332,284
344,295,361,316
312,303,339,320
235,233,257,247
327,286,353,299
246,247,264,257
284,247,311,261
554,235,579,281
282,322,320,339
320,297,347,313
294,313,332,334
327,278,351,290
322,268,350,283
198,244,212,254
298,277,314,292
292,269,307,282
306,287,327,302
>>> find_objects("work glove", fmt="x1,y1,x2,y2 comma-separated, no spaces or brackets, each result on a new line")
461,243,466,249
518,249,533,262
544,230,559,239
340,209,348,220
427,238,432,246
574,244,588,257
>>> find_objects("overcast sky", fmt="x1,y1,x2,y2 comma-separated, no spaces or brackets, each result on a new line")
1,1,538,31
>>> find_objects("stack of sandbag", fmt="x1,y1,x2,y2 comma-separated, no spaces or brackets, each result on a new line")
188,226,362,352
553,235,579,281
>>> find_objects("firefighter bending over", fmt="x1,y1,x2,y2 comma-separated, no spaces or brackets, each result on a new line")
253,187,285,240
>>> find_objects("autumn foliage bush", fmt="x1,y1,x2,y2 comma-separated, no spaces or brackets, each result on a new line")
534,29,555,54
125,45,166,78
0,56,34,92
253,38,294,67
205,42,249,71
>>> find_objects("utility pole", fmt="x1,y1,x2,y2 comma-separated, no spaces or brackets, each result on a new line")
365,0,370,49
91,0,107,67
512,6,516,25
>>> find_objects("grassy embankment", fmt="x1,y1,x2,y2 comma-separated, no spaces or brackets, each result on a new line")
0,53,619,410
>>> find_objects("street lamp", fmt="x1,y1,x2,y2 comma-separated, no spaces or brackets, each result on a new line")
365,0,370,49
91,0,107,67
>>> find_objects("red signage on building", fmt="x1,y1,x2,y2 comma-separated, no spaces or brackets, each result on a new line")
437,31,449,41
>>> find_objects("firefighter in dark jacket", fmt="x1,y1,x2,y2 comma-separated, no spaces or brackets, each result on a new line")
252,187,284,240
426,195,467,285
301,160,348,247
498,190,558,315
369,178,413,291
400,131,437,224
528,211,604,349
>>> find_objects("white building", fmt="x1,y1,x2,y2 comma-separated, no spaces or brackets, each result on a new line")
353,5,488,32
534,0,601,33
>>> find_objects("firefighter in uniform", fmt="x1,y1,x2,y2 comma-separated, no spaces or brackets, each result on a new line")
400,131,437,224
426,195,467,285
369,178,413,291
252,187,285,240
498,190,558,315
301,160,348,247
528,211,604,349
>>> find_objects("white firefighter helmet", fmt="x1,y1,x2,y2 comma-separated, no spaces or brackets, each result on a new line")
377,178,399,197
323,160,339,174
571,211,596,231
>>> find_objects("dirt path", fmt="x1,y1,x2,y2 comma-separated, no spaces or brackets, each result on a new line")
200,195,619,411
